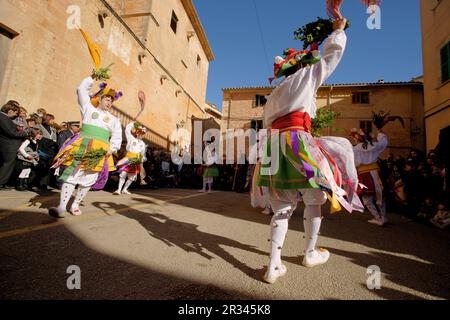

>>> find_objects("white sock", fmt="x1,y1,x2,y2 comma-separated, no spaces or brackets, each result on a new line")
208,177,214,191
58,183,76,212
304,205,322,253
268,210,291,269
71,186,90,210
123,179,133,192
117,175,126,192
202,178,207,191
363,195,380,220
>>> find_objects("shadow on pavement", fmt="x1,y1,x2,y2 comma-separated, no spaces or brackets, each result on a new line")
132,190,450,300
328,247,450,300
92,199,268,283
3,189,450,299
0,220,256,300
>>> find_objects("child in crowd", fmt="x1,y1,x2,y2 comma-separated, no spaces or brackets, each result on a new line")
16,128,43,191
430,204,450,229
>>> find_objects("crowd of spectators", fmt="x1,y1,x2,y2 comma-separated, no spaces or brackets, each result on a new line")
0,100,250,195
2,100,448,230
380,146,449,229
0,101,80,192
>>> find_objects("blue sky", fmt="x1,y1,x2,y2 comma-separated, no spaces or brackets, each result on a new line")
193,0,423,110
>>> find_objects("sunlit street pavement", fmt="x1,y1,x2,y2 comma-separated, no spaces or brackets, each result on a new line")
1,188,449,300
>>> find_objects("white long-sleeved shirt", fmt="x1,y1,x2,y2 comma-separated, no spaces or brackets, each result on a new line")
77,77,122,152
205,152,218,166
125,122,147,159
18,139,37,158
204,142,218,166
353,132,388,167
264,29,347,127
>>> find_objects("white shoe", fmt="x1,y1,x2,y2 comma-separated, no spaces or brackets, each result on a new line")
198,189,206,193
122,189,131,195
302,249,330,268
261,208,271,215
263,263,287,284
69,207,83,216
113,190,121,195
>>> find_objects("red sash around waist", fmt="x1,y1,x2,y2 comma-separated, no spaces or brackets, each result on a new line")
271,111,312,133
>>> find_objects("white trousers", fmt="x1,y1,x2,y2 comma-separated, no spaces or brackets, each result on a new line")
120,171,138,182
267,189,327,268
363,170,386,220
65,170,99,187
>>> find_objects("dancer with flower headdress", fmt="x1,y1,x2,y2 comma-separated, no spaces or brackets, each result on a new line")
351,111,404,226
351,127,387,226
114,90,147,195
114,121,147,195
255,1,382,284
48,29,123,218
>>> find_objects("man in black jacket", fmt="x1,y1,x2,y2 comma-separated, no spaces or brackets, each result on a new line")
0,101,27,190
36,136,59,191
57,121,80,149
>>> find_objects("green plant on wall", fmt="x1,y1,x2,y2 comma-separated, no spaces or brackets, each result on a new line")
311,108,341,137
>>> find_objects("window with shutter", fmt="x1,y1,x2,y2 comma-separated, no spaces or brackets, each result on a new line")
441,42,450,83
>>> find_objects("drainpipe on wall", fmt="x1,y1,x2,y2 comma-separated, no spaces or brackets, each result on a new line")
227,97,232,162
327,86,333,136
227,97,232,130
186,98,190,128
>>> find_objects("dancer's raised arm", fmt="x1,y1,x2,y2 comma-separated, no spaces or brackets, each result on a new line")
311,18,347,90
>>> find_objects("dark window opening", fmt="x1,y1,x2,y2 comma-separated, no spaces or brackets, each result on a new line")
441,41,450,83
255,95,267,107
352,92,370,104
170,11,178,34
251,120,263,131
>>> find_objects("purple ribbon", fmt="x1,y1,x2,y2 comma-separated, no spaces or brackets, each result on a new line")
302,160,315,180
58,133,81,153
116,164,129,174
91,157,110,190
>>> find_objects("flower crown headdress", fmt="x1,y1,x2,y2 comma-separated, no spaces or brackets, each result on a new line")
90,82,123,107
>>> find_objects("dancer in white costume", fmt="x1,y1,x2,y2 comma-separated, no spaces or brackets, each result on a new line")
49,76,123,218
352,106,407,227
199,142,219,193
255,17,364,284
352,128,388,226
114,121,147,195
